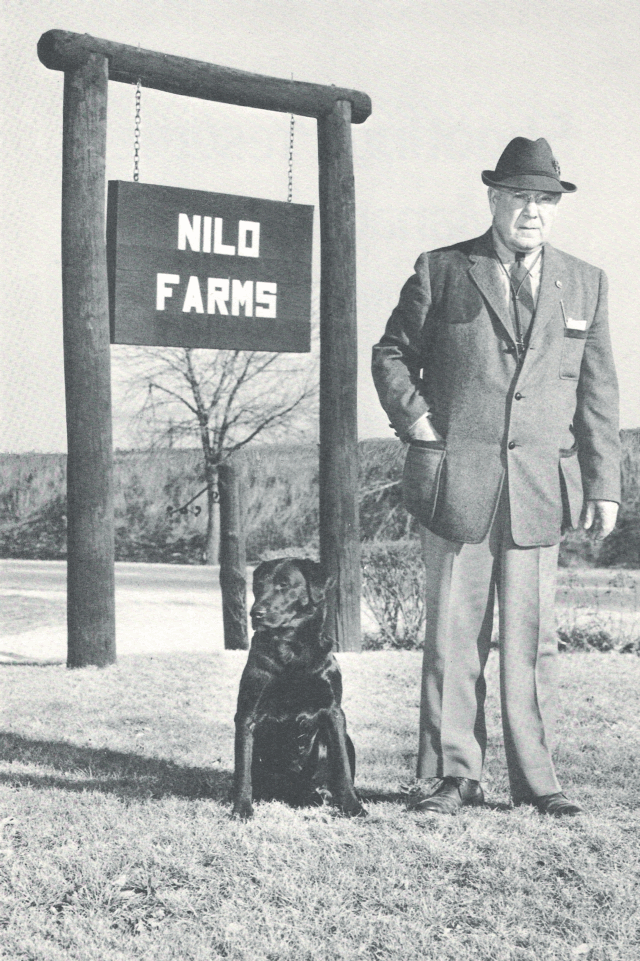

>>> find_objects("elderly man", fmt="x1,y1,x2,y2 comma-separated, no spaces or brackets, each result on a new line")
372,137,620,816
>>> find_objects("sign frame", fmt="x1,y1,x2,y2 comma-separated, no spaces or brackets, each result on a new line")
38,28,370,662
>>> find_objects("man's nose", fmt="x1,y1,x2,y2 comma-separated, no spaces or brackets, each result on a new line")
522,199,540,215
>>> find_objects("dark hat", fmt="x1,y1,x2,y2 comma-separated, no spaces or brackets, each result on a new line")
482,137,576,193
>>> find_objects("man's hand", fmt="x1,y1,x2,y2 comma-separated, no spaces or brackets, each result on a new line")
406,413,443,444
582,500,619,540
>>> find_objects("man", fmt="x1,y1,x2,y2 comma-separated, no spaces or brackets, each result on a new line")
372,137,620,816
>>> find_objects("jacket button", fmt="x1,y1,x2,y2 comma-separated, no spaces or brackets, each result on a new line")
515,392,523,400
508,440,516,450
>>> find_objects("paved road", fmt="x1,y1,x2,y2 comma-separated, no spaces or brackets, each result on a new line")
1,559,222,594
0,559,234,663
1,559,637,664
3,558,638,608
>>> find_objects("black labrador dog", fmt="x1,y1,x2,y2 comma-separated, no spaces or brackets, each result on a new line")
232,558,364,819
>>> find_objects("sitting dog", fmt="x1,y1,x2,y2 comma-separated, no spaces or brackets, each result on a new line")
232,558,364,819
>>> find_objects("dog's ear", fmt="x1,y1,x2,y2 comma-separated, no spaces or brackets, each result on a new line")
297,559,330,606
252,561,266,588
252,559,274,595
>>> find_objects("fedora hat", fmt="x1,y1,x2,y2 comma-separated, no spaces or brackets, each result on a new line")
482,137,576,193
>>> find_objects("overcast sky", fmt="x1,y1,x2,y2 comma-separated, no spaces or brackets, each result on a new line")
1,0,638,451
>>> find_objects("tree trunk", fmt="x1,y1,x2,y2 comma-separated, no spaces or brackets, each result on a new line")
204,471,219,564
218,457,249,650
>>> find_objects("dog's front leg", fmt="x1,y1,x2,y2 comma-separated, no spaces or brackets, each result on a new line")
326,707,365,817
233,714,256,819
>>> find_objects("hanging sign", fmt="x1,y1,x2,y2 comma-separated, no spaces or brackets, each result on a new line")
107,182,313,352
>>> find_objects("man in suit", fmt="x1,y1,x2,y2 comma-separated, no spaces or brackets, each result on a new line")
372,137,620,816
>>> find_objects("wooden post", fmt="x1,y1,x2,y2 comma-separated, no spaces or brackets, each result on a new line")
62,54,116,668
218,457,249,651
39,30,371,658
317,100,362,652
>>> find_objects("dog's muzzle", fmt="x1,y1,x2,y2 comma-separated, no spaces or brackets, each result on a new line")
250,605,267,628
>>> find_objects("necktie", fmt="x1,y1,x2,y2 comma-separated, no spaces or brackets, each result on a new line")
510,253,535,355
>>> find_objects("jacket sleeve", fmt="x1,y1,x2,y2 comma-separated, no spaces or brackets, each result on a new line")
574,269,621,502
371,252,434,439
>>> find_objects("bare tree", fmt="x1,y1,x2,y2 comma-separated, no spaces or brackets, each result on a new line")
119,345,318,563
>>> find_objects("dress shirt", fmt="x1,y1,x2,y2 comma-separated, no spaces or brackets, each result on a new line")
491,228,543,307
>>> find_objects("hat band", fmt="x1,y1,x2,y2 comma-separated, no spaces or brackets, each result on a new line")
495,168,560,181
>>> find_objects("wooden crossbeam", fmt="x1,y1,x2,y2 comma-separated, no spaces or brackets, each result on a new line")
38,30,372,123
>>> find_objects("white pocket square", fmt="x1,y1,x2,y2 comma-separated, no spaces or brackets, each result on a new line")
566,317,587,331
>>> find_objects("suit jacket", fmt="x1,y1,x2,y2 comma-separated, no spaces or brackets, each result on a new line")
371,229,621,547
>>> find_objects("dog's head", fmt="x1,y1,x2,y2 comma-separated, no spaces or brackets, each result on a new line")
250,558,332,635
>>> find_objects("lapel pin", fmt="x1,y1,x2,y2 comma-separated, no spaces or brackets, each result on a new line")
555,280,563,288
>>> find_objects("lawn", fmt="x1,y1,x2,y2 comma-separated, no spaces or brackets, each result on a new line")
1,650,639,961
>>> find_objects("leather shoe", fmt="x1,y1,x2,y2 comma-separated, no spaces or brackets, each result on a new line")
412,776,484,814
533,792,584,817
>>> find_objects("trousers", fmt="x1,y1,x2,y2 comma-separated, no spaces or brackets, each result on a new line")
417,486,562,802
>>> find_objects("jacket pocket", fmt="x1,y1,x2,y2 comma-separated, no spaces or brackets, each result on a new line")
559,331,587,380
559,445,583,530
402,444,446,527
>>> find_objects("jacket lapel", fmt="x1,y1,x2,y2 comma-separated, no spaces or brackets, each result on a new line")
529,243,564,343
467,230,516,347
516,243,566,380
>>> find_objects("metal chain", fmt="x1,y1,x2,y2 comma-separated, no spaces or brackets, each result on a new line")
287,112,295,202
133,79,141,182
287,73,295,203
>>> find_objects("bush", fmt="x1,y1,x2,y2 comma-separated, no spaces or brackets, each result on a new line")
0,493,67,560
597,509,640,568
557,626,616,653
1,430,639,567
361,539,425,650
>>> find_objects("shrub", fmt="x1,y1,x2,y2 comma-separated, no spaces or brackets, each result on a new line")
361,539,425,650
597,508,640,568
557,626,616,653
0,493,67,559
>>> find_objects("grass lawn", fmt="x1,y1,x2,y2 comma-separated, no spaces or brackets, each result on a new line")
1,650,639,961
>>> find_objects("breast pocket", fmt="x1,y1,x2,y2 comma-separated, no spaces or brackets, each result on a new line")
559,330,587,380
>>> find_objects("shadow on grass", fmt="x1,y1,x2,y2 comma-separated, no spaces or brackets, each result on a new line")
359,789,411,805
359,788,513,812
0,732,233,802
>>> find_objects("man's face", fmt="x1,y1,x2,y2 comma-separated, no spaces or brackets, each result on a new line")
489,187,561,253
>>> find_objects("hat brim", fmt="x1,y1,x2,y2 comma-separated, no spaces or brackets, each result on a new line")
482,171,577,193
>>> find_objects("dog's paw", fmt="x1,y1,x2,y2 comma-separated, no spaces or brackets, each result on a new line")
337,796,368,818
231,799,254,820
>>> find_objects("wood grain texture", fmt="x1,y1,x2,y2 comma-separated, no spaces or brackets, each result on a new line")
38,29,372,123
61,54,116,668
317,100,362,653
218,458,249,651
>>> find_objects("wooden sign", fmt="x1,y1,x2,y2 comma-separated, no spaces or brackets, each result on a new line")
107,182,313,352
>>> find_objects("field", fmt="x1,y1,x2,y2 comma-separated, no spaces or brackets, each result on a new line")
1,430,639,566
1,650,639,961
2,436,639,958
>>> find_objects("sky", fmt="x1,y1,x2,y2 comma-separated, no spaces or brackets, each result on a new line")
1,0,638,452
